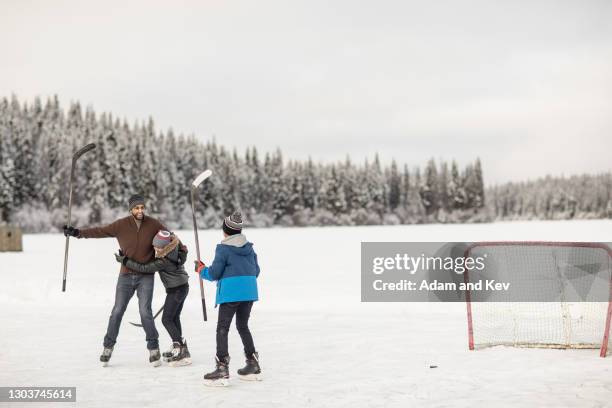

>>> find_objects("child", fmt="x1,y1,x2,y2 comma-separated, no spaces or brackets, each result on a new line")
115,230,192,367
195,211,261,386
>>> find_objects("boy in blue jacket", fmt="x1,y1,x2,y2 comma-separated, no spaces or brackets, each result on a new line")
195,211,261,386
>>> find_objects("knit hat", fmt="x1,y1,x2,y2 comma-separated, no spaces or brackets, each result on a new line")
222,211,243,236
152,230,173,248
128,194,145,210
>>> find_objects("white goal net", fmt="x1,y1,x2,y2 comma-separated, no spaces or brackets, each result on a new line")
464,242,612,357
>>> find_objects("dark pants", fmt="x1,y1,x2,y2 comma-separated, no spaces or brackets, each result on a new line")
216,301,256,359
103,273,159,350
161,284,189,343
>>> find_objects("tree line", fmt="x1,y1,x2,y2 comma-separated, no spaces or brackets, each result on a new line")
0,95,609,232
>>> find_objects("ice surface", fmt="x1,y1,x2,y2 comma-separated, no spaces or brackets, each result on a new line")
1,220,611,407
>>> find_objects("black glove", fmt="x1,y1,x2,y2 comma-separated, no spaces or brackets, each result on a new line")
63,225,80,237
114,250,128,265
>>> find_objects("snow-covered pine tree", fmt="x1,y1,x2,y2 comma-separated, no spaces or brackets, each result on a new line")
0,97,15,222
86,158,108,224
387,159,401,211
366,154,386,219
270,149,290,222
96,113,123,209
438,161,449,212
400,164,410,210
287,161,304,215
301,157,319,213
217,146,240,215
321,164,347,216
8,96,35,209
140,118,160,213
36,97,67,211
238,147,256,215
407,167,426,222
341,156,355,214
473,158,485,208
448,160,463,210
420,158,439,216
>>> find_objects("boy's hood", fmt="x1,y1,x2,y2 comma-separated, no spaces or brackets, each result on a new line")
222,233,247,247
221,233,253,255
166,245,179,263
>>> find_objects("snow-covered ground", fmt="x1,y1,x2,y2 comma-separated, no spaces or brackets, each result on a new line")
1,220,611,408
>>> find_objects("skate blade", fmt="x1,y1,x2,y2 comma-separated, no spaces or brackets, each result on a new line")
150,360,162,367
169,358,192,367
203,378,230,387
101,362,109,368
239,373,262,382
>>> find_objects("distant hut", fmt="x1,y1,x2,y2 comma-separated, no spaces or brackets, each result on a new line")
0,225,23,252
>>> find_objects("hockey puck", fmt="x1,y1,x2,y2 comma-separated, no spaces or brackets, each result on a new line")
429,365,438,369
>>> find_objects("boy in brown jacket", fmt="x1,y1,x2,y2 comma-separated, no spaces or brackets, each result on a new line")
63,194,167,367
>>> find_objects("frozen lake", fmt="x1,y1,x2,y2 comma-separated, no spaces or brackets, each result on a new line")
1,219,611,407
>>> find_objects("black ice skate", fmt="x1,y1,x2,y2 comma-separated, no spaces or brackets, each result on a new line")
168,339,192,367
203,356,230,387
237,352,262,381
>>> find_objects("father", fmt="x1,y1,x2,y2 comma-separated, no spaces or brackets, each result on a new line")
64,194,166,367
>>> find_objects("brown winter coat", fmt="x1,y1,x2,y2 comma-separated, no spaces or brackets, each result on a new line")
78,215,167,273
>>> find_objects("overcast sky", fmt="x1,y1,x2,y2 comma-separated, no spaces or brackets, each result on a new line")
1,0,611,185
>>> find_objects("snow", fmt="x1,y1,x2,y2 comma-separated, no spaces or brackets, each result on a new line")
1,220,611,408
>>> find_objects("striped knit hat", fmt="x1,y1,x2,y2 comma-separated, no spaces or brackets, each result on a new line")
222,211,243,236
152,230,173,248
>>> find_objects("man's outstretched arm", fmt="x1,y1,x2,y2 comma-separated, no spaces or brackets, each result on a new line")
75,219,121,239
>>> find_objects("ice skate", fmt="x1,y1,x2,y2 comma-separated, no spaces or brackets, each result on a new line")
203,356,230,387
149,349,162,367
237,352,262,381
168,339,192,367
100,346,113,367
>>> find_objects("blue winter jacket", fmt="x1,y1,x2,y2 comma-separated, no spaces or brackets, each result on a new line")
200,234,260,305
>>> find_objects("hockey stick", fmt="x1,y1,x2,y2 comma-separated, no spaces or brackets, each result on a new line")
62,142,97,292
191,169,213,322
129,305,164,327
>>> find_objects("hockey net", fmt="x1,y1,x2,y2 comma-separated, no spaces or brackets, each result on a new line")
464,242,612,357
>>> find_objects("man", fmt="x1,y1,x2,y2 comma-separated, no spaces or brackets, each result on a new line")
64,194,166,367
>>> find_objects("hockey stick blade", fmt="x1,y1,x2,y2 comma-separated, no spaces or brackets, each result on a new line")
192,169,212,188
72,143,96,163
129,305,164,327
